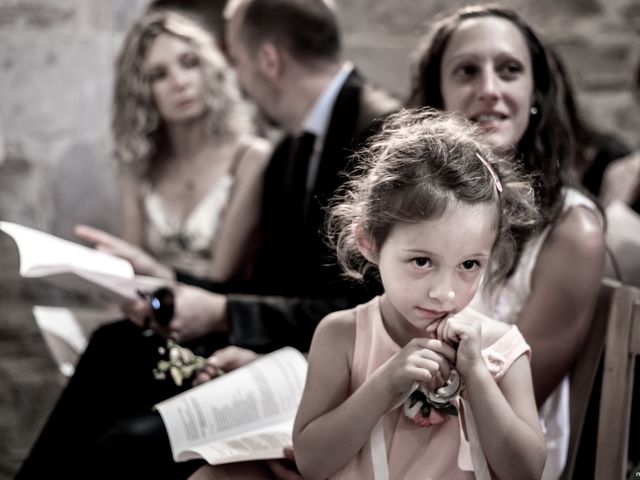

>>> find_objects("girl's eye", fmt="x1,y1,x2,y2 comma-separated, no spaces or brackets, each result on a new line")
461,260,479,271
412,257,431,268
181,54,200,68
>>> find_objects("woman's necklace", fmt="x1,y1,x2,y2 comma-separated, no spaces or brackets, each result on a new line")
184,178,196,192
173,142,233,195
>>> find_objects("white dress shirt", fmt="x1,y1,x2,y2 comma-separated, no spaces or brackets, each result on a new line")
300,61,354,197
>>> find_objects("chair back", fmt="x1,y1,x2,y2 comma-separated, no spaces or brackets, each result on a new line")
561,278,618,479
595,281,640,478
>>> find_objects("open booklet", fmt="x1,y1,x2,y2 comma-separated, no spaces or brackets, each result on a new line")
0,221,168,303
154,347,308,466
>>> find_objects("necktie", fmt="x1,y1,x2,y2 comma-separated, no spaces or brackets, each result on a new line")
289,131,316,219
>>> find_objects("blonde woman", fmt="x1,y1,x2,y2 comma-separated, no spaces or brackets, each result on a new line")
76,10,271,283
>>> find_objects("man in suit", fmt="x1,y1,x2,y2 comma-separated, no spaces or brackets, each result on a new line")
16,1,398,478
171,0,400,353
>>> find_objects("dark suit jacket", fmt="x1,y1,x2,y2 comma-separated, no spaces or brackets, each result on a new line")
180,70,399,352
14,71,398,480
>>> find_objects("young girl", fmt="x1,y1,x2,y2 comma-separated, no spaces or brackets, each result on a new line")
293,109,546,479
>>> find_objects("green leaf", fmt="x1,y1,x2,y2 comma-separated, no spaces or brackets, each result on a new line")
437,404,458,417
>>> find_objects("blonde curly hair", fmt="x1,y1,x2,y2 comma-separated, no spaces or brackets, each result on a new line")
112,10,252,175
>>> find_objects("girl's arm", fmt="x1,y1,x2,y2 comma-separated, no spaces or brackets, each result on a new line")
517,206,605,405
442,316,545,479
293,308,455,480
293,310,391,480
464,354,546,480
208,137,271,282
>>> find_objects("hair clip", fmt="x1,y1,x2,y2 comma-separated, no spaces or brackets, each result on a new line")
476,152,503,193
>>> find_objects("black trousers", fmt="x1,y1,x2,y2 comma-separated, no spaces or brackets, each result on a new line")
16,319,228,480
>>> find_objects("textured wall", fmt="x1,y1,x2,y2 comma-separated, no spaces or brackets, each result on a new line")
0,0,638,239
0,0,149,238
0,0,639,477
340,0,640,148
0,1,151,477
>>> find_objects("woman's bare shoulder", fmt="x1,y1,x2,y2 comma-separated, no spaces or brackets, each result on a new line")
233,135,272,178
555,203,603,239
539,204,605,276
243,136,273,162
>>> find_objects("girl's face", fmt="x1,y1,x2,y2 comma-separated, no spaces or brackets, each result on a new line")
144,33,207,124
372,202,497,343
440,16,535,151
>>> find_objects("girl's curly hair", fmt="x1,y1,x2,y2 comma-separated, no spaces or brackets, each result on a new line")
326,108,541,291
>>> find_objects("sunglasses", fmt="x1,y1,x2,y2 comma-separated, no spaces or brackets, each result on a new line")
138,287,175,330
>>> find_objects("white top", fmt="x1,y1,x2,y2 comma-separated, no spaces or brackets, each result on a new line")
470,188,603,480
143,174,234,278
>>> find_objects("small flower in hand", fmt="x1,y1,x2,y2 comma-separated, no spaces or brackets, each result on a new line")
153,339,224,386
402,369,461,427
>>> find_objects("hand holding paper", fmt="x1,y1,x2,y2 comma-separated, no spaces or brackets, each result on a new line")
75,224,175,280
0,221,170,304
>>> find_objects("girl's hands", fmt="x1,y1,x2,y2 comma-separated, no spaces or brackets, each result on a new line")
433,309,484,378
377,337,457,402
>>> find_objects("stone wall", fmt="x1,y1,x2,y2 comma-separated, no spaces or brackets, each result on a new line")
341,0,640,148
1,0,639,240
0,0,639,477
0,1,151,476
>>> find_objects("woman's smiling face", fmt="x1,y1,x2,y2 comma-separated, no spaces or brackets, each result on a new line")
440,16,535,151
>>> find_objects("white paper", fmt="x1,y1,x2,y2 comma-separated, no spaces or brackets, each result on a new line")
0,221,168,302
155,347,307,466
32,306,88,353
0,221,133,279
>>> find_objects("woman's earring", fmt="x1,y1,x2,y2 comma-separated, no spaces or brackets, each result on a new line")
530,105,538,116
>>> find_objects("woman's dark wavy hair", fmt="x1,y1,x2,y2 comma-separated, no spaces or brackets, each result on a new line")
408,4,580,227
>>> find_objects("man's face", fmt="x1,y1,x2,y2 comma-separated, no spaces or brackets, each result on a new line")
225,13,281,125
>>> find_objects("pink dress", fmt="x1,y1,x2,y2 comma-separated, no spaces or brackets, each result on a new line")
330,296,531,480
